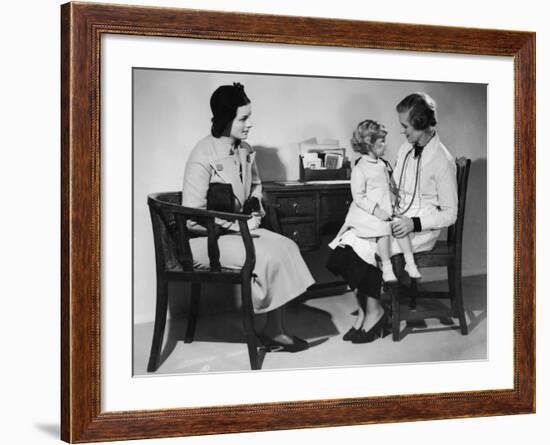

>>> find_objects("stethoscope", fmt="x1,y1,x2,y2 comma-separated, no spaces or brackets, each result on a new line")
392,147,422,217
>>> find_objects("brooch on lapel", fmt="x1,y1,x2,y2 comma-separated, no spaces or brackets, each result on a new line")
215,163,224,171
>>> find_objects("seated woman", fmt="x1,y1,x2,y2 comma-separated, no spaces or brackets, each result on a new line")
181,82,315,352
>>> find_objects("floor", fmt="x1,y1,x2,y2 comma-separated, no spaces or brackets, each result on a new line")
133,274,487,376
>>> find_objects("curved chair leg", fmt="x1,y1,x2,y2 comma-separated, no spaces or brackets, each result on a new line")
241,278,260,370
184,283,200,343
147,277,169,372
448,262,468,335
389,257,402,341
454,265,469,335
410,278,418,310
389,283,401,342
447,261,458,314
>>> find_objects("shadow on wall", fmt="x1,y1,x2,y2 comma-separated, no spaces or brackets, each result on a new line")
254,145,287,181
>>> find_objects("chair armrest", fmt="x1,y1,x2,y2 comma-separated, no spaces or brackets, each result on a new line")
150,198,252,222
202,215,257,273
148,194,257,274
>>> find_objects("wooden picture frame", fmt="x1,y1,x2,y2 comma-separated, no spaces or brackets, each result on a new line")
61,1,535,442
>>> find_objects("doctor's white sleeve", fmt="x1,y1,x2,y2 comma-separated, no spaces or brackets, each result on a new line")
419,162,458,230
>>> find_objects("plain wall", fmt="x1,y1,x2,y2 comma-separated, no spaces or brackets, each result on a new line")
134,69,487,323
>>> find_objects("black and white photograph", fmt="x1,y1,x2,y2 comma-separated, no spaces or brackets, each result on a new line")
132,68,487,375
5,0,547,443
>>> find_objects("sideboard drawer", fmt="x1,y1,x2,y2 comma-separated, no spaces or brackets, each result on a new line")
276,195,316,217
281,222,318,248
320,191,352,217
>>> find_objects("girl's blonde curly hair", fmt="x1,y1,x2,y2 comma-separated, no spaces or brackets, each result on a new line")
350,119,387,155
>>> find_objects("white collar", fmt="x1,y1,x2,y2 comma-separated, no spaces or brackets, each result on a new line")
418,132,440,167
212,136,239,156
361,154,381,164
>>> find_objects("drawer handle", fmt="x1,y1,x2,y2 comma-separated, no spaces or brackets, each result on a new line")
292,201,300,213
292,230,300,241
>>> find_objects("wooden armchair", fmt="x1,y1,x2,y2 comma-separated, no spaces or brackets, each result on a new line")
146,191,261,371
388,157,471,341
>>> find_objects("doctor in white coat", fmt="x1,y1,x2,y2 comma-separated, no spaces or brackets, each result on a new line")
390,93,458,250
330,93,458,343
182,83,314,352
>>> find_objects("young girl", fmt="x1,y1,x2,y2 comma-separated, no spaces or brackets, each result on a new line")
327,119,420,342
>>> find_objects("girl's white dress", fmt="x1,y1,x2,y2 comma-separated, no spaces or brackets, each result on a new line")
328,155,393,265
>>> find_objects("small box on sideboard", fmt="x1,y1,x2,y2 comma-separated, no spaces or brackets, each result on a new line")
299,155,351,181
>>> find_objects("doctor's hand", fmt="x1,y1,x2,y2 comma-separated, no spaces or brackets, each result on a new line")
391,216,414,238
373,206,392,222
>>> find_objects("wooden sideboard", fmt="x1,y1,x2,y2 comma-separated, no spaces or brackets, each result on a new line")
262,182,352,294
262,182,352,250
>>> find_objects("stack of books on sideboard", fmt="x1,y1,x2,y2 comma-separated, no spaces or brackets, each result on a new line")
299,137,350,181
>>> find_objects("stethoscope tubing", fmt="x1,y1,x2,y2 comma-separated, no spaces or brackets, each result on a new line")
393,147,421,217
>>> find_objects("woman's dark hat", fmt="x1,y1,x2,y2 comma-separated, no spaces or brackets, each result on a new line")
210,82,250,137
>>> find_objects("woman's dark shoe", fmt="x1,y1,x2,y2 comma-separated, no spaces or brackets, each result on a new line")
351,313,388,344
343,326,358,341
258,334,310,352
